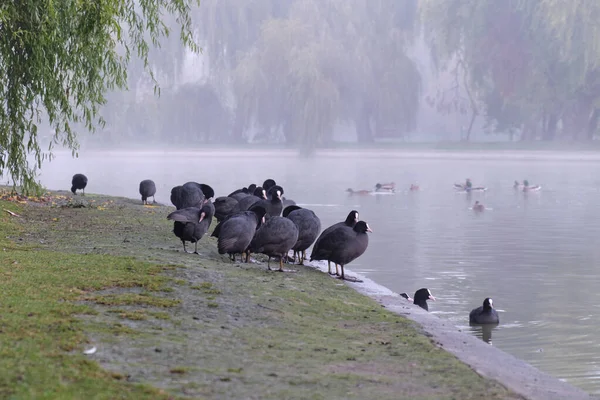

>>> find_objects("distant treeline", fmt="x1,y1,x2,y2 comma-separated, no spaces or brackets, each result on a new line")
95,0,600,150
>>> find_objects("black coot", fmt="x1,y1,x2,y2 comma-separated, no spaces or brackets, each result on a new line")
262,179,276,192
311,210,359,275
139,179,156,205
229,192,249,202
217,206,267,262
267,185,284,198
213,196,239,222
469,298,499,324
167,203,215,254
400,293,413,302
254,187,283,218
71,174,88,195
248,216,299,271
235,187,266,212
211,204,266,239
228,183,257,197
171,182,214,210
413,288,436,311
283,205,321,264
309,220,371,281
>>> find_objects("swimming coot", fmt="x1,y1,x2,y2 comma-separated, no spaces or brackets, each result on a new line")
248,216,299,271
469,298,499,324
167,203,215,254
283,205,321,264
311,210,359,275
413,288,436,311
400,292,413,302
310,220,371,281
139,179,156,205
71,174,88,195
217,206,267,262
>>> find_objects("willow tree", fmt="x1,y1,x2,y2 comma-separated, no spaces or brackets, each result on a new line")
233,0,421,150
0,1,200,192
233,16,343,150
420,0,600,141
324,0,421,142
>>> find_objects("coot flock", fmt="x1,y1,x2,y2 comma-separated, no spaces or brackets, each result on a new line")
67,174,497,325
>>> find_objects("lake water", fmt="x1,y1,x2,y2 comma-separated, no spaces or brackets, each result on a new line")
36,149,600,394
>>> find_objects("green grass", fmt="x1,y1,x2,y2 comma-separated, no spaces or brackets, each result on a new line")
0,201,175,399
0,192,525,399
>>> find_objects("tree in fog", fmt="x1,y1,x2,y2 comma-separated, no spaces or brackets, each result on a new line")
231,0,421,152
420,0,600,141
0,1,200,191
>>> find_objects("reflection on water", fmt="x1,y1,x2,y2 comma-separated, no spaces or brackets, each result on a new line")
37,150,600,394
468,323,499,345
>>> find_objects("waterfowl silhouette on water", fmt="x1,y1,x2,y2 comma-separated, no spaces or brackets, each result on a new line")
375,182,396,192
346,188,372,195
469,298,499,325
412,288,436,311
139,179,156,205
167,202,214,254
473,201,485,212
283,205,321,264
71,174,88,195
310,220,372,282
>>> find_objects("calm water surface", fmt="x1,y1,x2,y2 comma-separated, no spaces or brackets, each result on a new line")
37,149,600,394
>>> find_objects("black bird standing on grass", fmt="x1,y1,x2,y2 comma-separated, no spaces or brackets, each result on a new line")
283,205,321,264
71,174,88,195
311,210,359,275
167,203,215,254
139,179,156,205
309,220,372,281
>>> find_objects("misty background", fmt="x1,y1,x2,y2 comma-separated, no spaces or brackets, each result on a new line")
36,0,600,151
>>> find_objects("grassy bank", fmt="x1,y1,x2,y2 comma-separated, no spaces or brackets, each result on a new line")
0,190,523,399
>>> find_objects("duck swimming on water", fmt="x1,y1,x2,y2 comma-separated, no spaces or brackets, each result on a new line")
346,188,372,195
375,182,395,192
469,298,499,324
473,201,485,212
413,288,436,311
